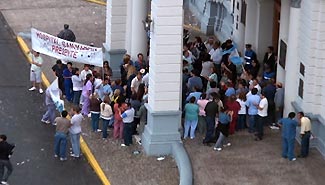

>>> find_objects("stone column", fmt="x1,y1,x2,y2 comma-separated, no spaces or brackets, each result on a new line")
142,0,183,156
103,0,127,79
130,0,149,60
283,2,301,116
125,0,133,54
244,0,258,50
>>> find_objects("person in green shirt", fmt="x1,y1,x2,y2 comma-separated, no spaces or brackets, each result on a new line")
184,96,199,139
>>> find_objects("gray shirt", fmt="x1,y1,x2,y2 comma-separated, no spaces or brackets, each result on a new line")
274,87,284,108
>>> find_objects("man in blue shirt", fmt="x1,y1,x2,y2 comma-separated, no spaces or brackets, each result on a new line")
277,112,298,161
187,70,203,92
244,44,257,69
97,77,112,101
119,103,135,146
245,88,261,133
225,82,235,97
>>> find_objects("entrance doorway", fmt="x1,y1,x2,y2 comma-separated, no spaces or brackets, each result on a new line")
272,0,281,53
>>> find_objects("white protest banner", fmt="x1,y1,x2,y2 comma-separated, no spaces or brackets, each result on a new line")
31,28,103,67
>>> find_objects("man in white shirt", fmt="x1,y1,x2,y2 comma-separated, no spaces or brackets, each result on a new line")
255,92,268,141
80,64,92,81
28,50,44,94
142,72,149,87
209,41,223,66
131,72,143,94
69,106,83,158
119,103,135,146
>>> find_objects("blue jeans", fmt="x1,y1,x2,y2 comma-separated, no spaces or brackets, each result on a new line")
203,116,215,143
0,159,13,182
70,133,80,157
42,104,56,124
91,113,100,131
282,137,295,160
214,131,227,148
73,90,82,106
184,119,198,139
54,132,67,158
102,119,110,138
237,114,246,130
123,123,133,146
248,115,257,133
301,132,311,157
64,80,73,102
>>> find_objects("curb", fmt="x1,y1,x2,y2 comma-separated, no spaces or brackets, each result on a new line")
16,36,111,185
85,0,107,6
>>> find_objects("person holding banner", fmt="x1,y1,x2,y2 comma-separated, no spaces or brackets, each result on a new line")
28,50,44,94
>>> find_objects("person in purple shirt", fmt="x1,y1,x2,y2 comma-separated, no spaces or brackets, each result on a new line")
245,88,261,133
81,74,93,116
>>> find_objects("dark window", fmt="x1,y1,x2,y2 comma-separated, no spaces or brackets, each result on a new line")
236,23,238,30
300,63,305,76
237,15,239,21
237,2,240,10
279,40,287,69
240,0,247,25
298,79,304,99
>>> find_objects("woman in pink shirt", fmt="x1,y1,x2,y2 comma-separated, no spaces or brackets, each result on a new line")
197,93,210,135
113,98,126,139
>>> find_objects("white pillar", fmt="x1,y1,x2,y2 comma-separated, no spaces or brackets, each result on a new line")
283,7,301,116
130,0,148,60
104,0,127,79
142,0,183,155
125,0,133,54
276,0,290,84
244,0,258,50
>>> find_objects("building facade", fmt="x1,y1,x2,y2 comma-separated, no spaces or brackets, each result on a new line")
188,0,325,158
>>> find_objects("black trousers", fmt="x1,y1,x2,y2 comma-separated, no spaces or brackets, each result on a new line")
256,115,267,139
123,123,133,146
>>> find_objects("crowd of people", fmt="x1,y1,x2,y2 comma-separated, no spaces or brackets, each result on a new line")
26,24,313,163
39,52,150,161
181,35,311,160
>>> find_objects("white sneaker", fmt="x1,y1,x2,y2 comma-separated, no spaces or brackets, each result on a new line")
60,157,67,161
213,147,222,151
28,86,36,91
121,144,126,147
223,143,231,147
96,129,102,132
54,154,58,158
1,181,9,185
39,88,43,94
290,158,297,161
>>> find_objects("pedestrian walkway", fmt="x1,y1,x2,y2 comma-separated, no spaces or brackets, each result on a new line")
184,129,325,185
0,13,101,185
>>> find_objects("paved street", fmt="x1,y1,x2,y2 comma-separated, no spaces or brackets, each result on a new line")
0,14,101,185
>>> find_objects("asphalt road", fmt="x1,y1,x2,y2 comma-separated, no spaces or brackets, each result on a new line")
0,14,101,185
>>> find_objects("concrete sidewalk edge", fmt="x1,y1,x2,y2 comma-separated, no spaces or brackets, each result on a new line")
16,36,111,185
